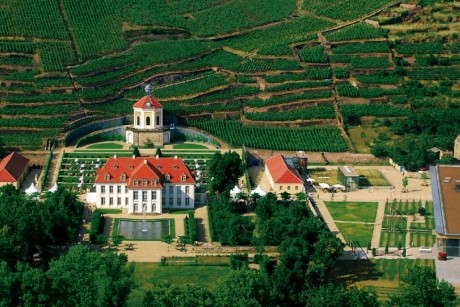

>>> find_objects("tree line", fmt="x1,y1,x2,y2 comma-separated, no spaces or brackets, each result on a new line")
0,185,134,306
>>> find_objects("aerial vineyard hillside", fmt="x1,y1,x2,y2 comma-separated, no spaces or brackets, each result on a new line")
0,0,459,162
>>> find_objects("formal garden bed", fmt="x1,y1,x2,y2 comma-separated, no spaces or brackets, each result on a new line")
380,200,435,248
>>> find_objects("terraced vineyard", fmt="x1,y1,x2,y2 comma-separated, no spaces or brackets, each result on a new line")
1,1,459,157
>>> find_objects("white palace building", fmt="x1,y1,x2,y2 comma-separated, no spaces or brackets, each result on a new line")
93,155,195,214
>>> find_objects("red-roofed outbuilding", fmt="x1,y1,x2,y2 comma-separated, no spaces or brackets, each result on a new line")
264,154,304,197
0,152,29,189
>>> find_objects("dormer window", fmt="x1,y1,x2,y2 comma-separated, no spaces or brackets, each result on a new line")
104,173,110,181
143,180,147,186
129,164,134,170
152,179,157,186
173,165,178,170
120,174,126,181
134,180,138,187
114,164,118,169
165,174,170,181
157,165,162,170
181,174,187,181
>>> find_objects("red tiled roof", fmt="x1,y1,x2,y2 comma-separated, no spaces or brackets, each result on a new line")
95,157,194,187
133,96,163,109
265,154,302,184
0,152,29,183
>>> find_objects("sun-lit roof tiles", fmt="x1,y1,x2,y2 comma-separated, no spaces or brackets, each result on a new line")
133,96,163,109
95,156,194,187
265,154,302,184
0,152,29,183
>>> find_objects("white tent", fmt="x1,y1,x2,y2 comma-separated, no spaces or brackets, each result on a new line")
306,178,315,183
332,184,346,191
250,185,266,196
318,183,332,191
230,185,242,199
25,182,40,195
48,183,58,193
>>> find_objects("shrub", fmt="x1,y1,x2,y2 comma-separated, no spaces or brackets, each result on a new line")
89,210,105,243
418,207,426,216
229,253,249,270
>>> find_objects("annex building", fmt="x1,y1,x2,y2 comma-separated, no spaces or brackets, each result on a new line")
93,155,195,214
264,154,304,197
0,152,29,189
125,84,171,147
431,165,460,256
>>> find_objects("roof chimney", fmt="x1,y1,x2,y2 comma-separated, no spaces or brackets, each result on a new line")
114,154,117,159
174,155,177,160
132,155,135,159
156,154,159,159
144,159,147,164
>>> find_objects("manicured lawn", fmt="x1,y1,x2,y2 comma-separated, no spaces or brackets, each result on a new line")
410,232,435,247
379,231,407,248
167,209,194,215
382,215,407,231
127,263,232,307
374,258,434,281
335,222,374,246
385,200,422,215
328,258,434,301
309,168,340,186
98,208,122,214
86,142,124,149
173,143,208,149
325,201,378,223
358,169,391,187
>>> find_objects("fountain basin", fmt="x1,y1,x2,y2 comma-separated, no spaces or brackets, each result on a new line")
117,219,172,240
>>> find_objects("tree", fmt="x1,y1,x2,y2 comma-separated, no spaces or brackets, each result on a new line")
143,281,214,307
280,191,291,206
390,266,457,307
0,138,4,158
161,234,174,251
44,245,135,307
111,235,124,249
371,142,389,158
132,146,140,157
214,269,272,307
421,172,429,186
96,234,108,250
302,284,379,307
155,147,163,157
207,151,243,194
295,192,307,205
402,177,409,192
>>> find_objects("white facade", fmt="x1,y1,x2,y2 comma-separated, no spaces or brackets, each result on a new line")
133,106,163,130
94,182,195,214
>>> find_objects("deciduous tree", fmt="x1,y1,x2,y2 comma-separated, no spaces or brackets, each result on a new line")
390,266,457,306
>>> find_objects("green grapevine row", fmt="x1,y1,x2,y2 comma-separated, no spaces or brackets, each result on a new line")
188,120,348,151
245,105,335,121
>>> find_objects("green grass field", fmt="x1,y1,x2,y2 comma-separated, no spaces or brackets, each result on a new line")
86,142,124,149
127,262,232,307
358,169,391,187
335,222,374,246
329,258,435,301
380,231,407,248
309,169,340,186
173,143,209,149
325,201,378,223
